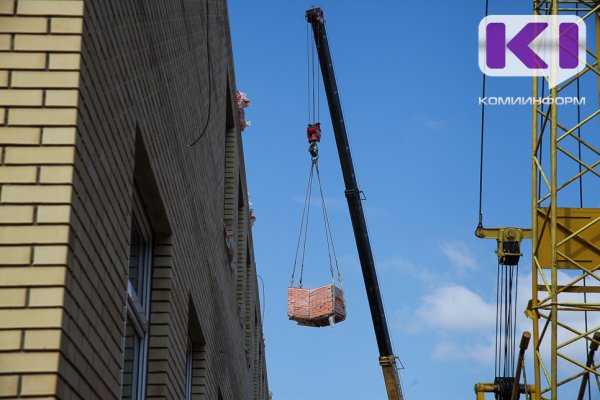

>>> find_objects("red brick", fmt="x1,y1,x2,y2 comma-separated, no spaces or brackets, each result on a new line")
288,284,346,327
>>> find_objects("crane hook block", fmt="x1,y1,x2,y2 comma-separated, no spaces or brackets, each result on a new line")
475,226,532,266
307,123,322,143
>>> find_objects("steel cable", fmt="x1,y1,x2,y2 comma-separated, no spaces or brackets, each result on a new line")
477,0,490,227
315,161,343,288
290,153,343,289
298,162,315,288
187,0,213,147
290,160,315,287
496,262,519,378
307,22,311,125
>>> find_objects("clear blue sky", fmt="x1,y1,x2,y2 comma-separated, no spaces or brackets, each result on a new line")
229,1,598,399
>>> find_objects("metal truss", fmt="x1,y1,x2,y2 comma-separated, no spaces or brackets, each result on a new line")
532,1,600,399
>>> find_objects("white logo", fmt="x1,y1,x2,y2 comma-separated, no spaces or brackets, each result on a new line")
479,15,586,88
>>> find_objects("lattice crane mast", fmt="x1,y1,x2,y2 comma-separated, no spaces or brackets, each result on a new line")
474,1,600,399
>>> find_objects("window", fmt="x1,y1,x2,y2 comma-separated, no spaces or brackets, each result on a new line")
185,340,193,400
123,191,153,400
184,340,208,399
187,301,208,400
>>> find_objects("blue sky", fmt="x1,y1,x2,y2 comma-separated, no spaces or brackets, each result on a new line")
229,1,599,399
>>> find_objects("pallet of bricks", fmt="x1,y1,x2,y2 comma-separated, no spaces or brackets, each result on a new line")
288,284,345,327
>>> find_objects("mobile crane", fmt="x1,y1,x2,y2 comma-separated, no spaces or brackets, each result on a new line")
305,7,405,400
307,3,600,399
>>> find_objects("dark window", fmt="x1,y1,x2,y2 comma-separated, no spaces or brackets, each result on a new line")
123,190,153,400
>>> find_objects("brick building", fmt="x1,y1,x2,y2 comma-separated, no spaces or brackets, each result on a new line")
0,1,269,399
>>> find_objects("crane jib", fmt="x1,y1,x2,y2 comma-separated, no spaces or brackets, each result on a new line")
306,7,405,400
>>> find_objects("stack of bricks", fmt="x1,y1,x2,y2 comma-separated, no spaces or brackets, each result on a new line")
287,284,346,327
287,287,310,321
0,0,83,397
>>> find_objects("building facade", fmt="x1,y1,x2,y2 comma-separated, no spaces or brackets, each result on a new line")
0,0,268,398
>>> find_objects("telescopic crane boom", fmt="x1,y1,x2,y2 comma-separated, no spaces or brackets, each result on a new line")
306,8,405,400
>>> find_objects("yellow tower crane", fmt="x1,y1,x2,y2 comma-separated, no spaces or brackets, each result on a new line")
475,1,600,399
530,2,600,399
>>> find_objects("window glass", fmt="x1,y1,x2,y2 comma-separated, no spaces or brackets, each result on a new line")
128,219,141,296
123,200,152,400
185,342,193,400
122,316,141,400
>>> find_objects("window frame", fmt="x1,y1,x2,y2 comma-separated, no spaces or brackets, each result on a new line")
185,340,193,400
123,189,153,400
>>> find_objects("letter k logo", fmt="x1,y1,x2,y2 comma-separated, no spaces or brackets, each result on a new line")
487,22,548,69
478,15,586,88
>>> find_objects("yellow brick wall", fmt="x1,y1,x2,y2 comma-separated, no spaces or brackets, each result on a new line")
0,0,83,397
0,1,270,399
